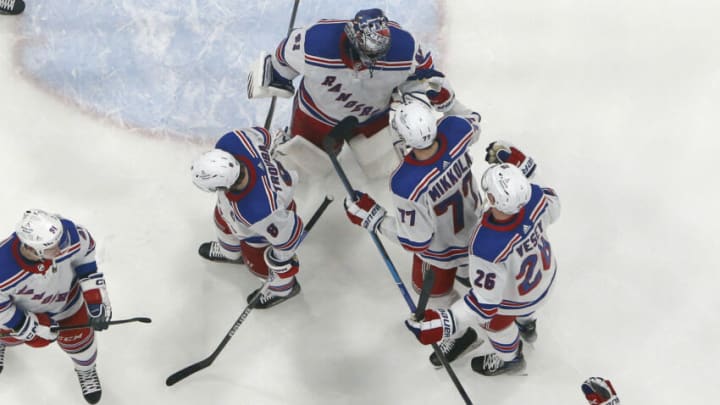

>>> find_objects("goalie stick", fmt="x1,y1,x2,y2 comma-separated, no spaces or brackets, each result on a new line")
0,317,152,338
323,118,474,405
263,0,301,130
165,194,334,386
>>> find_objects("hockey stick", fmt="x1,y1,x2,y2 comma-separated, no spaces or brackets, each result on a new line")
415,269,474,404
263,0,301,130
413,265,435,321
322,117,474,405
0,317,152,338
165,194,334,387
50,316,152,332
321,117,416,309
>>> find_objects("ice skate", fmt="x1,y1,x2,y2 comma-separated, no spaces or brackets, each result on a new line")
429,327,480,367
471,341,526,376
247,281,301,309
75,365,102,404
198,241,244,264
0,0,25,15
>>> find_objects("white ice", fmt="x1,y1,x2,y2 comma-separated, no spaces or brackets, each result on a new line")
1,1,719,404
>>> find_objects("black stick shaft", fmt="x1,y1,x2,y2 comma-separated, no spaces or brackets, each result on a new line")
50,316,152,332
414,265,435,321
0,317,152,338
165,194,333,387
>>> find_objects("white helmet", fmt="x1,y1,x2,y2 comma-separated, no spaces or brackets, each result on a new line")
481,164,531,215
390,95,437,149
191,149,241,192
15,209,65,257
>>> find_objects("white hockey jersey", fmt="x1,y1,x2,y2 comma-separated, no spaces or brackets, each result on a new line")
379,115,481,269
463,185,561,319
214,127,304,261
272,19,455,128
0,219,98,329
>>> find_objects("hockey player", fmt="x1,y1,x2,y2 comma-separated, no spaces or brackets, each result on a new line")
405,144,560,376
0,0,25,15
0,209,111,404
248,8,468,178
343,94,481,343
191,127,304,309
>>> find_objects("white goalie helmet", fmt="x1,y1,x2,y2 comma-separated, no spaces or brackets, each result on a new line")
390,95,437,149
481,163,532,215
190,149,241,192
15,209,65,257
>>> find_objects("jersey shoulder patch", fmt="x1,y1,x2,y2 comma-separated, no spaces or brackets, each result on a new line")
390,161,437,201
437,116,474,157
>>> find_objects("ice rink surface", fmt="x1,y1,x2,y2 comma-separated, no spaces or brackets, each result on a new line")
1,1,719,404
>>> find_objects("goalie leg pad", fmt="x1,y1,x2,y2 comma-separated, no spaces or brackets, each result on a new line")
347,126,402,179
274,133,335,181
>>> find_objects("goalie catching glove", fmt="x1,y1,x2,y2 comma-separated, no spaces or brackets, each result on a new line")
581,377,620,404
344,192,386,233
485,141,536,178
247,52,295,99
79,273,112,331
404,308,456,345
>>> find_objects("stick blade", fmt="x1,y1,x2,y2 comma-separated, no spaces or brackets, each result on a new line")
165,359,213,386
321,116,359,153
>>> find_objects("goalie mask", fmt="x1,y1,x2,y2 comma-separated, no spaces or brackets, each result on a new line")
390,94,437,149
191,149,242,192
481,164,531,215
15,209,67,258
344,8,391,66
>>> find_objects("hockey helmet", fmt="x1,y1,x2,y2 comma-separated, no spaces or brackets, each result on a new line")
191,149,241,192
481,164,531,215
344,8,391,65
15,209,66,258
390,94,437,149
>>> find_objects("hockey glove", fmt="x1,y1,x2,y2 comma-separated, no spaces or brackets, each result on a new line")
264,248,300,279
344,192,386,233
80,273,112,331
404,308,456,345
582,377,620,405
401,68,445,95
13,312,58,347
247,52,295,99
485,141,536,178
